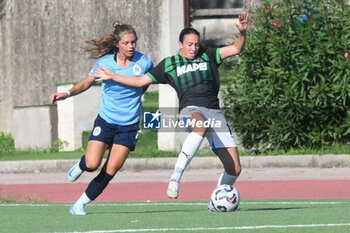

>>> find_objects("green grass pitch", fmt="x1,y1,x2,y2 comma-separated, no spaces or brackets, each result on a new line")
1,200,350,233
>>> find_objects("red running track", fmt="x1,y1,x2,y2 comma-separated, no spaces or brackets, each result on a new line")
1,180,350,203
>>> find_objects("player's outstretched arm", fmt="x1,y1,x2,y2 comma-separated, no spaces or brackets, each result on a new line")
219,12,249,60
50,92,69,104
93,66,152,88
50,75,95,104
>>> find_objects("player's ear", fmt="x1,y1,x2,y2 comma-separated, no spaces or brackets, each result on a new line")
113,40,119,48
178,41,183,49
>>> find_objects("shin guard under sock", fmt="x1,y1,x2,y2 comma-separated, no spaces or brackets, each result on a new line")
171,132,204,181
85,169,114,201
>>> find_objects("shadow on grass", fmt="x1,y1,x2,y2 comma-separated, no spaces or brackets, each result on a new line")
87,208,202,215
243,206,310,211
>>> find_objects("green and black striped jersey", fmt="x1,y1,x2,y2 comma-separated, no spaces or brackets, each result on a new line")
146,47,223,111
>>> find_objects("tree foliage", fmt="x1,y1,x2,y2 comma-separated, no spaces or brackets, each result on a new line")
222,0,350,152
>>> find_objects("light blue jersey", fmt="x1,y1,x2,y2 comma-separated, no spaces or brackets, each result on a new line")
89,51,153,125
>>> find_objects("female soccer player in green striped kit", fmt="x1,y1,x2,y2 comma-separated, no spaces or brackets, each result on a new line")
94,12,249,211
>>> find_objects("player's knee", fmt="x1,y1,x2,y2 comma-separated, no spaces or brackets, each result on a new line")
105,165,122,176
85,161,99,171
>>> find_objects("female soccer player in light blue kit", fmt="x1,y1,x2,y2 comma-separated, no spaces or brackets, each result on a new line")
50,22,153,215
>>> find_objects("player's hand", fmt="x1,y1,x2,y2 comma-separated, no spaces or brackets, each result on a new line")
234,12,248,32
50,92,68,104
93,66,113,81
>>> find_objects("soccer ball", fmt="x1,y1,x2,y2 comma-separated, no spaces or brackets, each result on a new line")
210,184,240,212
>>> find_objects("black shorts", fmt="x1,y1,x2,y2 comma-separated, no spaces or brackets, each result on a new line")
89,115,139,151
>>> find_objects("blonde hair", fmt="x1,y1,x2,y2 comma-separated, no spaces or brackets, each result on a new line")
84,21,138,59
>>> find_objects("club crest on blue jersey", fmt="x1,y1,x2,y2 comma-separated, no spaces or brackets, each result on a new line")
133,64,142,75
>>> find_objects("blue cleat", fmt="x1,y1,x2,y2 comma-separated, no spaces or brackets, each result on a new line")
69,203,86,215
68,161,83,182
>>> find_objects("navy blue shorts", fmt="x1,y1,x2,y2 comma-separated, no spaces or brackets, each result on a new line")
89,115,139,151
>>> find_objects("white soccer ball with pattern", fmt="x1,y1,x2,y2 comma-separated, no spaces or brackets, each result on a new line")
210,184,240,212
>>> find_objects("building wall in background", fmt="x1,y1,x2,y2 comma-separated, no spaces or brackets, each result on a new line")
0,0,162,134
190,0,261,46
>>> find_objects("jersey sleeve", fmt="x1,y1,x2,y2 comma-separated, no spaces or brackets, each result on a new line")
206,47,223,66
140,52,154,73
146,59,168,84
88,59,101,76
146,57,154,72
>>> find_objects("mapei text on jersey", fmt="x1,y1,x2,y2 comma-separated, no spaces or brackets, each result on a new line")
176,62,207,76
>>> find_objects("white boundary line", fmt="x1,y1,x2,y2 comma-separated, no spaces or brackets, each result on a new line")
52,223,350,233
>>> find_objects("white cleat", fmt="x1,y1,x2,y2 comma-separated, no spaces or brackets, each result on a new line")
69,202,86,215
68,161,83,182
167,179,179,199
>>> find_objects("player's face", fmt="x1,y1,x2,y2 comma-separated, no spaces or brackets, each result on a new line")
116,33,137,58
179,34,200,59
